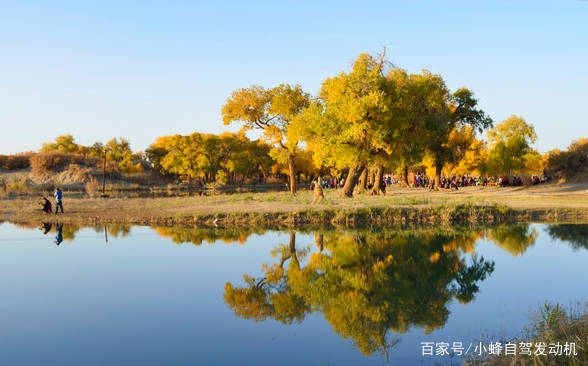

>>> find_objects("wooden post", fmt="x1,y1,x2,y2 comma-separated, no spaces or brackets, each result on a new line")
102,150,106,195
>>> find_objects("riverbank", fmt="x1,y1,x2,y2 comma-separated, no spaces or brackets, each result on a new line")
2,183,587,227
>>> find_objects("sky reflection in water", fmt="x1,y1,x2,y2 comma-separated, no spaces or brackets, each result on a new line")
0,222,586,365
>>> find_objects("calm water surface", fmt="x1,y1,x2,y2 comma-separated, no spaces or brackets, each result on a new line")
0,222,586,365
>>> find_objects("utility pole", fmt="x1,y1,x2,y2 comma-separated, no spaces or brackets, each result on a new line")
102,149,107,195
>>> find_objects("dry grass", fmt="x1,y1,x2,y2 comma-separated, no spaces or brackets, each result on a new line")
85,178,100,197
0,153,32,170
30,151,99,174
1,183,587,226
466,301,587,366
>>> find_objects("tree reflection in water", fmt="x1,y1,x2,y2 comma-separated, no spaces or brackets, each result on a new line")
485,224,538,256
153,226,266,245
30,223,133,244
224,228,496,358
19,220,586,357
546,224,588,251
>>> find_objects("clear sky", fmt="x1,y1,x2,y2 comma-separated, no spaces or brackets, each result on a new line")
1,0,586,154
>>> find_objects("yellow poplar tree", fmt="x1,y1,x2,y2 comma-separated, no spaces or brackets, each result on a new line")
222,84,310,194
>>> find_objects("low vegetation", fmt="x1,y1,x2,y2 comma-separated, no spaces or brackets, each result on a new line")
546,138,588,182
466,302,587,366
0,152,33,170
2,184,587,227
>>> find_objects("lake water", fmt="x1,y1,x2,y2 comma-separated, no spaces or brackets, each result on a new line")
0,222,586,365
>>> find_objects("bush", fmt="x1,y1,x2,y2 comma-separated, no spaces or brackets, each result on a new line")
547,138,588,180
120,161,144,174
467,301,587,366
215,170,228,184
122,171,173,186
85,178,100,197
61,164,92,182
30,152,100,174
6,179,30,193
0,153,33,170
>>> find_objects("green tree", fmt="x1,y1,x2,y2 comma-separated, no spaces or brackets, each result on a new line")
145,136,174,174
380,67,430,187
422,85,492,188
104,137,143,173
485,115,538,176
153,132,274,183
226,138,274,182
160,133,203,182
222,84,310,194
86,142,106,158
40,134,80,153
292,53,394,197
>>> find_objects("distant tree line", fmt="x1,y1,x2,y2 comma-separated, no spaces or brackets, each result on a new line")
1,52,586,191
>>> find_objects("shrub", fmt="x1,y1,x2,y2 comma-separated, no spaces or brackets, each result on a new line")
0,153,33,170
85,178,100,197
122,171,173,186
215,170,228,184
30,152,100,174
6,179,30,193
467,301,587,365
62,164,92,182
120,161,144,174
546,138,588,180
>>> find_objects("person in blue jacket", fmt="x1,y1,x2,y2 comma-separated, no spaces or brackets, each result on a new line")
54,187,64,214
54,223,63,245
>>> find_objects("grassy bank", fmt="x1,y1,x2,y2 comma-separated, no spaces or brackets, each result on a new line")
2,184,588,227
466,302,587,366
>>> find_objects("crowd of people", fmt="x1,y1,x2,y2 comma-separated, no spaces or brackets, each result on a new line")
309,172,552,192
312,177,345,189
375,172,554,190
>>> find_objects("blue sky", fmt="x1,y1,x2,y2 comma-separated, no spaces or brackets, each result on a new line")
1,0,586,154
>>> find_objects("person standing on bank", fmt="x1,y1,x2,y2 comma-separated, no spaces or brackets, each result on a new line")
54,187,64,214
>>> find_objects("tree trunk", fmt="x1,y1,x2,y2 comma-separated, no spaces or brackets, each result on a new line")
357,166,368,194
314,233,324,252
402,165,409,187
312,176,325,203
102,151,106,195
340,165,359,198
369,164,384,195
289,231,299,269
434,163,442,191
287,152,296,195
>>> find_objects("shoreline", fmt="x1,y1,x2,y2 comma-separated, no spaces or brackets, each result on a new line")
2,185,588,227
3,207,587,228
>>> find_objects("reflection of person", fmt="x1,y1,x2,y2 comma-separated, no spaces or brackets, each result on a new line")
54,187,63,214
39,222,52,234
39,197,52,214
54,223,63,245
